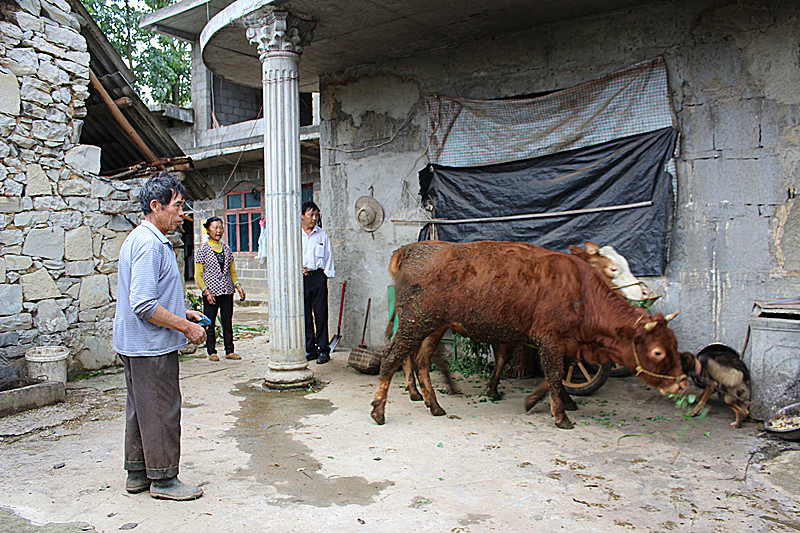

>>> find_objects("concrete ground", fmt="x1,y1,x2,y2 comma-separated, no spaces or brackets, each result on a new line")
1,306,799,533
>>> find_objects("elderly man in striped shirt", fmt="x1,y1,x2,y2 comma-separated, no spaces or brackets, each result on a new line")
113,172,207,501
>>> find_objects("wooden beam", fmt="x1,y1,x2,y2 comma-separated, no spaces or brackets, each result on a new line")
86,96,133,116
89,69,159,164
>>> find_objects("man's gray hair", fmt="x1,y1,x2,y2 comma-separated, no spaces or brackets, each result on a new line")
139,172,186,215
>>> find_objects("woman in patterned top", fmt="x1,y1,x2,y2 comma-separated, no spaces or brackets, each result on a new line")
194,217,246,361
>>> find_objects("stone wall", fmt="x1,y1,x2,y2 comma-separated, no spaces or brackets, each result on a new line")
318,0,800,351
0,0,142,376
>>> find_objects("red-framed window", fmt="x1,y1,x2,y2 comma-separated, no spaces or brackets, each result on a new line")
226,191,262,254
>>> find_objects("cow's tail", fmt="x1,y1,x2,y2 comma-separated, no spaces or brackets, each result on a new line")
385,247,406,341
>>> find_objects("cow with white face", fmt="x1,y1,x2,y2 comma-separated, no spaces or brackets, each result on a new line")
570,241,653,302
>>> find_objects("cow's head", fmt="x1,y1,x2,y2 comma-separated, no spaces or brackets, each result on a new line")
614,312,687,395
597,245,651,300
569,241,652,301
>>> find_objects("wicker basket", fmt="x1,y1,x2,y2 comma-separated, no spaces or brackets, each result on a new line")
348,346,381,375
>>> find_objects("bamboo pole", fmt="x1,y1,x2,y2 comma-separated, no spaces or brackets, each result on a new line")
390,200,653,224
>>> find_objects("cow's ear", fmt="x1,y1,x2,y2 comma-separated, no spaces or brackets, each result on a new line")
584,241,600,254
569,245,587,258
615,324,636,339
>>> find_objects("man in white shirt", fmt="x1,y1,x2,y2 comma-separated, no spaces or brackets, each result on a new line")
301,200,335,364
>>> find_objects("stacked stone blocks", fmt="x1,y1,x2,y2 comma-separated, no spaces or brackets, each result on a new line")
0,0,142,375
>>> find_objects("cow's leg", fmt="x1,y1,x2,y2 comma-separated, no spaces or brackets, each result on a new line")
486,343,514,401
524,381,549,411
538,344,573,429
402,357,423,401
371,338,420,425
430,351,459,395
690,384,716,417
561,388,578,411
415,327,449,416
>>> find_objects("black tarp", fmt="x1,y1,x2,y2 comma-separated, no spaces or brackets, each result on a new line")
418,127,679,276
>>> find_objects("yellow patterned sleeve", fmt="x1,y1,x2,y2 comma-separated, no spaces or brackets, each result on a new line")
195,261,206,292
229,259,239,286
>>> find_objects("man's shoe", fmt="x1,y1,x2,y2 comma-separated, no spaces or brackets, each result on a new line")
225,353,241,360
150,477,203,501
317,353,330,364
125,470,150,494
208,353,219,361
306,353,319,361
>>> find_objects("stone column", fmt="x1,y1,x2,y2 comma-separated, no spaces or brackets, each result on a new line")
244,10,314,388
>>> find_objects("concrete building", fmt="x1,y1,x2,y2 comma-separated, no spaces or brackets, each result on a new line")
143,0,800,370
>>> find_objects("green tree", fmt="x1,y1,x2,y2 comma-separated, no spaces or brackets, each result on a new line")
81,0,191,107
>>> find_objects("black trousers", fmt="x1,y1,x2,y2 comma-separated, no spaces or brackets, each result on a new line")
303,270,329,356
121,352,181,480
204,293,234,355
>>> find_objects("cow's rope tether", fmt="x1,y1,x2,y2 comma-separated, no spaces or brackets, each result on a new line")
610,280,649,291
630,339,687,385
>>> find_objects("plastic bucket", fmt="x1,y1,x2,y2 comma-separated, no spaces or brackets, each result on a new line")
25,347,69,384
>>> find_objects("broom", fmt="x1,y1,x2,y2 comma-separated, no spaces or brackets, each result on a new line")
348,298,380,374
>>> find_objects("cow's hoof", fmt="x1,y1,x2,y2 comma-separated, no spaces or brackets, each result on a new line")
409,391,423,402
430,405,446,417
370,409,385,425
555,417,574,430
486,391,503,402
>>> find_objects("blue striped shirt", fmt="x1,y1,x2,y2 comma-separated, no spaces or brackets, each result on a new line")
113,221,188,356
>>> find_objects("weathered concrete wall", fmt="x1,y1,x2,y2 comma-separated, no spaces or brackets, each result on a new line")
0,0,146,374
319,0,800,352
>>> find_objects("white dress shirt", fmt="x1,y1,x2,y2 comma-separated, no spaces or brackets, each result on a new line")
302,225,335,278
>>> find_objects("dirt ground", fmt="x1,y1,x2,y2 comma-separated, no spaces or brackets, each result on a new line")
1,306,799,533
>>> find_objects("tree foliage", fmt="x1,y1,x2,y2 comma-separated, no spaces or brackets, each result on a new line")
81,0,191,107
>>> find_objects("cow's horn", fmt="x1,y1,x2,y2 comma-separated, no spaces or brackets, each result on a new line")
643,321,657,332
664,311,680,322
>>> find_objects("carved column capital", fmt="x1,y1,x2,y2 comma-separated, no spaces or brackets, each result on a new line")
243,9,314,60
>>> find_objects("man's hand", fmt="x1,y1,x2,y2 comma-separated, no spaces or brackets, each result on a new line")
186,309,204,322
236,284,246,301
185,320,207,345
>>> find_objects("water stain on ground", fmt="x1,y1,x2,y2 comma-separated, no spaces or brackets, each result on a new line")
227,380,391,507
0,507,95,532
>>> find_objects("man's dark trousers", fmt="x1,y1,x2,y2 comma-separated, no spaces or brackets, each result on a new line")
121,352,181,480
303,269,329,357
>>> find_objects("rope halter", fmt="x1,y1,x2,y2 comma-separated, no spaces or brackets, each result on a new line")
630,315,687,385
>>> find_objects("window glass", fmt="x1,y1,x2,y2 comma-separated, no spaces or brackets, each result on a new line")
227,215,237,252
245,191,261,208
251,216,261,253
302,184,313,205
239,213,250,251
227,194,242,210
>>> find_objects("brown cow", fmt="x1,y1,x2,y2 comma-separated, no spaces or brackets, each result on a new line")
402,241,654,406
370,240,687,429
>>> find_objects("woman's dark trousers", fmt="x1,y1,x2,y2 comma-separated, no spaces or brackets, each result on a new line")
204,293,234,355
